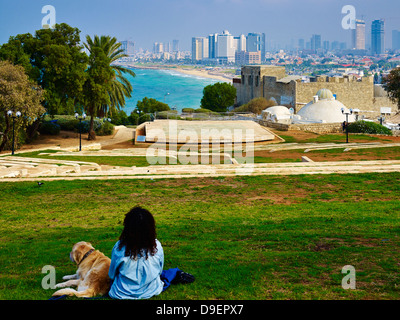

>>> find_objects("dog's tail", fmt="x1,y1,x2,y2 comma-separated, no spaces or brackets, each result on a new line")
52,288,96,298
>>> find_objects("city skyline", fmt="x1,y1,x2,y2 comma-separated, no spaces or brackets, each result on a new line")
0,0,400,52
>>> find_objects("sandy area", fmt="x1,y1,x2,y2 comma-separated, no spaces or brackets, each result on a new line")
119,63,233,83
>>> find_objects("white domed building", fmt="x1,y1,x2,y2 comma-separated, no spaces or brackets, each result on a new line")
294,89,356,124
261,106,292,124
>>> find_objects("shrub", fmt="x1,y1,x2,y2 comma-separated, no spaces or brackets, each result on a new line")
38,121,61,135
96,121,115,136
234,97,277,114
347,120,392,135
182,108,195,113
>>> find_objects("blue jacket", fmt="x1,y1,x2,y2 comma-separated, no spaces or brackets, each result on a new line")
108,239,164,299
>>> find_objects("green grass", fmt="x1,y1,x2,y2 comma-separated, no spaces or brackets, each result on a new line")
1,173,400,300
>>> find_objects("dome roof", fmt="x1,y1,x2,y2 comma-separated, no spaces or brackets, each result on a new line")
262,106,291,116
316,88,334,100
297,99,355,123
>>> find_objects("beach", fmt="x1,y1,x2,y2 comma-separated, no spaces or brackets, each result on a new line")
118,62,234,83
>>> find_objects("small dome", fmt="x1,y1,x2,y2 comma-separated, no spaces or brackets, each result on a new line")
262,106,292,124
316,88,334,100
262,106,291,116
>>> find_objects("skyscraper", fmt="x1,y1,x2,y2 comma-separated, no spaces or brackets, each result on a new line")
392,30,400,51
172,40,179,52
120,40,135,55
217,30,235,63
310,34,321,52
351,19,366,50
371,19,385,55
208,33,218,59
191,37,208,61
246,33,265,61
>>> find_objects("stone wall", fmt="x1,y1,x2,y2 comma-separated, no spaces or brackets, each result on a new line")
295,76,375,115
257,120,342,134
234,66,398,118
234,65,286,106
263,77,296,108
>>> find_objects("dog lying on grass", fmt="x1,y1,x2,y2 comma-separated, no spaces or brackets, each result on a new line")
52,241,111,298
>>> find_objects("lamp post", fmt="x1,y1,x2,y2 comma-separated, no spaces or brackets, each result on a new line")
75,112,86,151
7,110,21,155
164,92,170,103
341,108,353,144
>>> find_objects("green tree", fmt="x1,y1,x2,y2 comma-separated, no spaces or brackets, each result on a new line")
0,24,88,116
0,61,45,151
382,67,400,111
83,35,135,140
200,82,236,112
135,97,170,115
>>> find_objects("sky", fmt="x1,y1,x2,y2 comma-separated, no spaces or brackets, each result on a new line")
0,0,399,51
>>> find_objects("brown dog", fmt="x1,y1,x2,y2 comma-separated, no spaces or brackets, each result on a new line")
52,241,111,298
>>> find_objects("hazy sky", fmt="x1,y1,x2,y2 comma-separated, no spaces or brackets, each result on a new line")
0,0,399,50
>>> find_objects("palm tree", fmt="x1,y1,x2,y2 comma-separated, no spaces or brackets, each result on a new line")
83,35,136,139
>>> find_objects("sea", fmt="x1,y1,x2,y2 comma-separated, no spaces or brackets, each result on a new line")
123,68,225,115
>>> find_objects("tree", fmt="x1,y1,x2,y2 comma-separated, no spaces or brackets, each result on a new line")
135,97,170,115
0,24,88,116
83,35,135,140
382,67,400,111
200,82,236,112
0,61,45,151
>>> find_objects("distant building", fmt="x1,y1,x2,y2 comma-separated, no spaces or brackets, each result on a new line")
235,51,261,65
351,19,366,50
392,30,400,51
153,42,164,54
371,19,385,55
120,40,135,55
191,37,208,61
208,33,218,59
217,30,235,63
246,33,265,61
310,34,322,53
172,40,179,52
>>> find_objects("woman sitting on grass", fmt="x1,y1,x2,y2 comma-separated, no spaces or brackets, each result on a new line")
108,206,164,299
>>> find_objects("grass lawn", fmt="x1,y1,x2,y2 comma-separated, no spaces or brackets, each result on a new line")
1,173,400,300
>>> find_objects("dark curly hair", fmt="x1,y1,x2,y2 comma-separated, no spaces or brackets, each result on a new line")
118,206,157,260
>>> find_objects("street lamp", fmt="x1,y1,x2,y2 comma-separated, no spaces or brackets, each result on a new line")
341,108,353,144
7,110,21,155
164,92,170,103
75,112,86,151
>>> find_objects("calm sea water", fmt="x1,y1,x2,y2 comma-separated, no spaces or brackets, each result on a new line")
123,68,223,114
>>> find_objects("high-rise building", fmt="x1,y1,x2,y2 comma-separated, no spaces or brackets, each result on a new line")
392,30,400,51
351,19,366,50
371,19,385,55
217,30,235,63
120,40,135,55
208,33,218,59
172,40,179,52
191,37,208,61
246,33,265,61
153,42,164,54
310,34,322,52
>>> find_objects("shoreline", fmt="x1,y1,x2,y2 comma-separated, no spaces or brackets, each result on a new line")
118,63,234,83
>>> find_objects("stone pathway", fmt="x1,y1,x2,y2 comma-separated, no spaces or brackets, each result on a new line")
1,140,399,182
